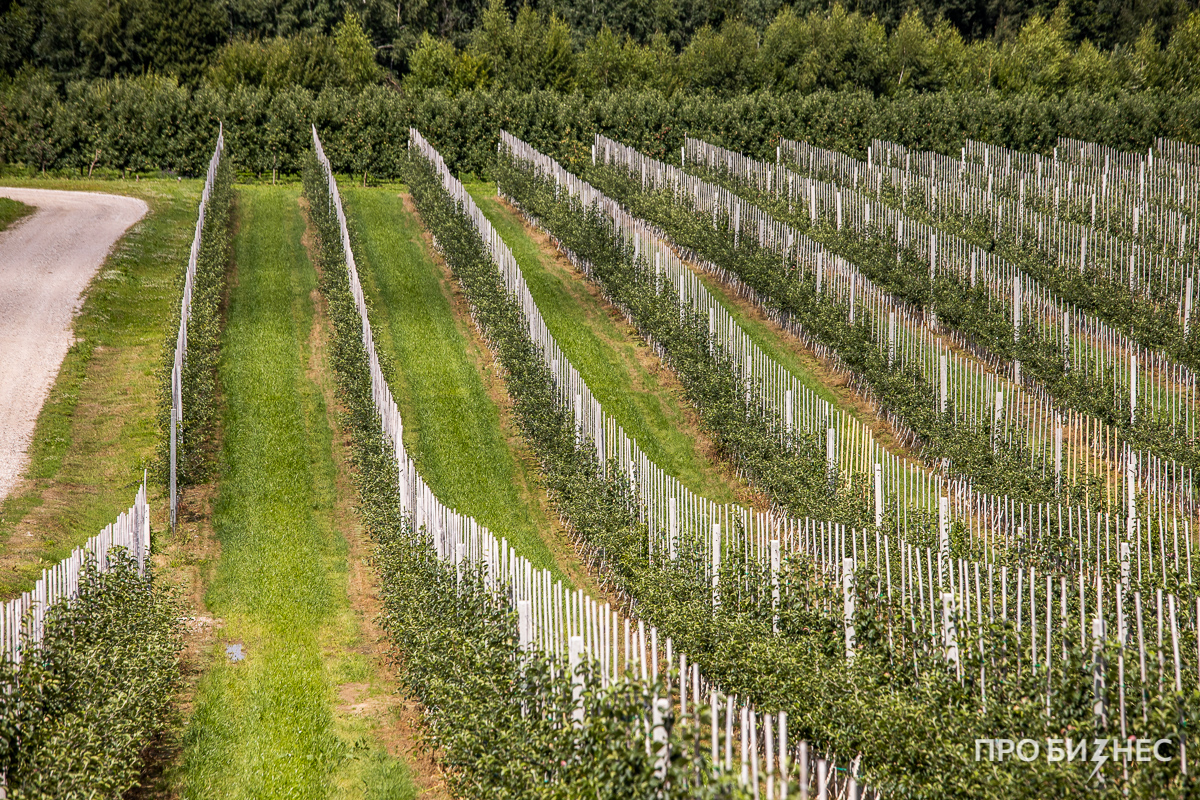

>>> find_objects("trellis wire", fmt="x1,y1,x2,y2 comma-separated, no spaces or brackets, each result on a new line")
1,478,149,665
500,130,1198,782
592,133,1198,556
796,136,1199,324
524,132,1197,586
313,125,867,797
169,125,225,531
714,135,1200,450
685,135,1198,515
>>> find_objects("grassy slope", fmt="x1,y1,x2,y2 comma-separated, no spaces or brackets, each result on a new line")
468,184,751,503
0,197,34,231
468,184,915,466
179,185,415,799
0,178,198,597
341,186,572,580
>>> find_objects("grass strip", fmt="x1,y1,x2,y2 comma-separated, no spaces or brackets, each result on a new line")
341,186,570,581
0,178,199,597
306,153,741,800
585,165,1060,502
466,184,746,505
468,184,920,494
0,196,34,230
178,185,416,799
675,245,924,460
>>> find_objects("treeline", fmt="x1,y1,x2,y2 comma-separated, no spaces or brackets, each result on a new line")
408,1,1200,97
2,77,1198,180
1,0,1197,96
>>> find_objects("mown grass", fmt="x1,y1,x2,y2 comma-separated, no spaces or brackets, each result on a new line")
0,196,33,230
466,184,744,503
0,178,198,598
692,267,843,405
179,185,415,800
467,183,913,467
341,186,568,580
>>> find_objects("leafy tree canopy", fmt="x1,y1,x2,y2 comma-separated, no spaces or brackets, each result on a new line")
1,0,1197,98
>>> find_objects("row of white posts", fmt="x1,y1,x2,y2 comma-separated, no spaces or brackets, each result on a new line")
690,135,1200,537
770,134,1198,437
496,130,1198,777
492,128,1195,786
2,131,225,663
169,126,225,530
0,479,149,664
622,132,1200,576
851,136,1196,302
515,129,1198,585
860,135,1200,249
714,134,1200,438
672,132,1198,514
975,135,1200,252
312,124,874,796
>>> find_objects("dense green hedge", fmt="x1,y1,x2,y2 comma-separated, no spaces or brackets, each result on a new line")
3,75,1199,180
157,154,234,488
0,553,183,797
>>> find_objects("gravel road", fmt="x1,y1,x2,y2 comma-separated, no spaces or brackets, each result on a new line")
0,188,148,502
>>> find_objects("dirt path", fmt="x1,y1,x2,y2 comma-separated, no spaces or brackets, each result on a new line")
0,188,147,502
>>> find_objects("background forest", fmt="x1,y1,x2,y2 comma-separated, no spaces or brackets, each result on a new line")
3,0,1199,95
0,0,1198,177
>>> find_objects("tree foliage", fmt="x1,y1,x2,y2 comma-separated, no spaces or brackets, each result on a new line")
304,148,751,799
0,0,226,83
2,0,1199,96
401,141,1198,797
0,553,184,798
2,79,1196,182
399,3,1200,98
156,152,234,487
206,13,381,93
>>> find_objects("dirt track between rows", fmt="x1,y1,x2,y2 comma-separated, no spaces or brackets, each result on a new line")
0,188,147,502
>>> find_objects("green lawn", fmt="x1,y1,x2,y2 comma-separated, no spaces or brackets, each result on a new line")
341,186,572,581
0,178,199,597
0,196,33,231
179,185,416,800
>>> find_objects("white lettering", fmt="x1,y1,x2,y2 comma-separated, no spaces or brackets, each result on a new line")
1016,740,1040,762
